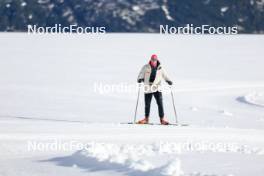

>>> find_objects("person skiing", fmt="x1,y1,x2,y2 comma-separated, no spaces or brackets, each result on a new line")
137,54,173,125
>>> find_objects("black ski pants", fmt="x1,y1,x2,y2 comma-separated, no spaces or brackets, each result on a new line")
144,91,164,118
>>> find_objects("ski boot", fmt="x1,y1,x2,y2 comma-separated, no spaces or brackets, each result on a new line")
137,117,149,124
160,118,169,125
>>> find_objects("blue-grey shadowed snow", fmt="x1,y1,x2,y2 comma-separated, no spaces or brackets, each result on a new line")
236,97,264,108
40,151,167,176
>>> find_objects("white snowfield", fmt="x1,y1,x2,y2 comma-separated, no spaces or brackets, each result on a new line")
0,33,264,176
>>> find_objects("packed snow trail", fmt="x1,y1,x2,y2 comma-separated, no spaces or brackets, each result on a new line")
1,118,264,176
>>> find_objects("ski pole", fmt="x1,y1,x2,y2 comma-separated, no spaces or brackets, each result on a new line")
170,85,178,124
133,83,141,123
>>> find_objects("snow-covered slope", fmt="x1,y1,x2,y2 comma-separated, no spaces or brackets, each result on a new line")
0,33,264,176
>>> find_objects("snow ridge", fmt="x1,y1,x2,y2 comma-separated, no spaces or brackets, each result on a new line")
47,142,264,176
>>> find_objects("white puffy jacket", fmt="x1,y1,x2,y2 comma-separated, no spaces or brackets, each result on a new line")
137,61,172,93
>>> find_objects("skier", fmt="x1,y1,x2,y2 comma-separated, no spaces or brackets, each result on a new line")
137,54,173,125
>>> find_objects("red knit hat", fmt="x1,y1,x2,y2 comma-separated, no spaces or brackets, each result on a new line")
151,54,158,60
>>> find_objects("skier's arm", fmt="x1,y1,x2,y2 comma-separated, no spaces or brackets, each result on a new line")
162,68,173,85
137,65,145,83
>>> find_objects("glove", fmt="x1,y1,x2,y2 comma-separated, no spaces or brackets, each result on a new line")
137,79,144,83
166,80,173,85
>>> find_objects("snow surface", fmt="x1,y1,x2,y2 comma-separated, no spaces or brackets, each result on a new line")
0,33,264,176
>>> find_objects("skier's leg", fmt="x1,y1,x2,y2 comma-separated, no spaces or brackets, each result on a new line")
154,91,169,125
137,93,153,124
144,93,153,118
154,91,164,118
